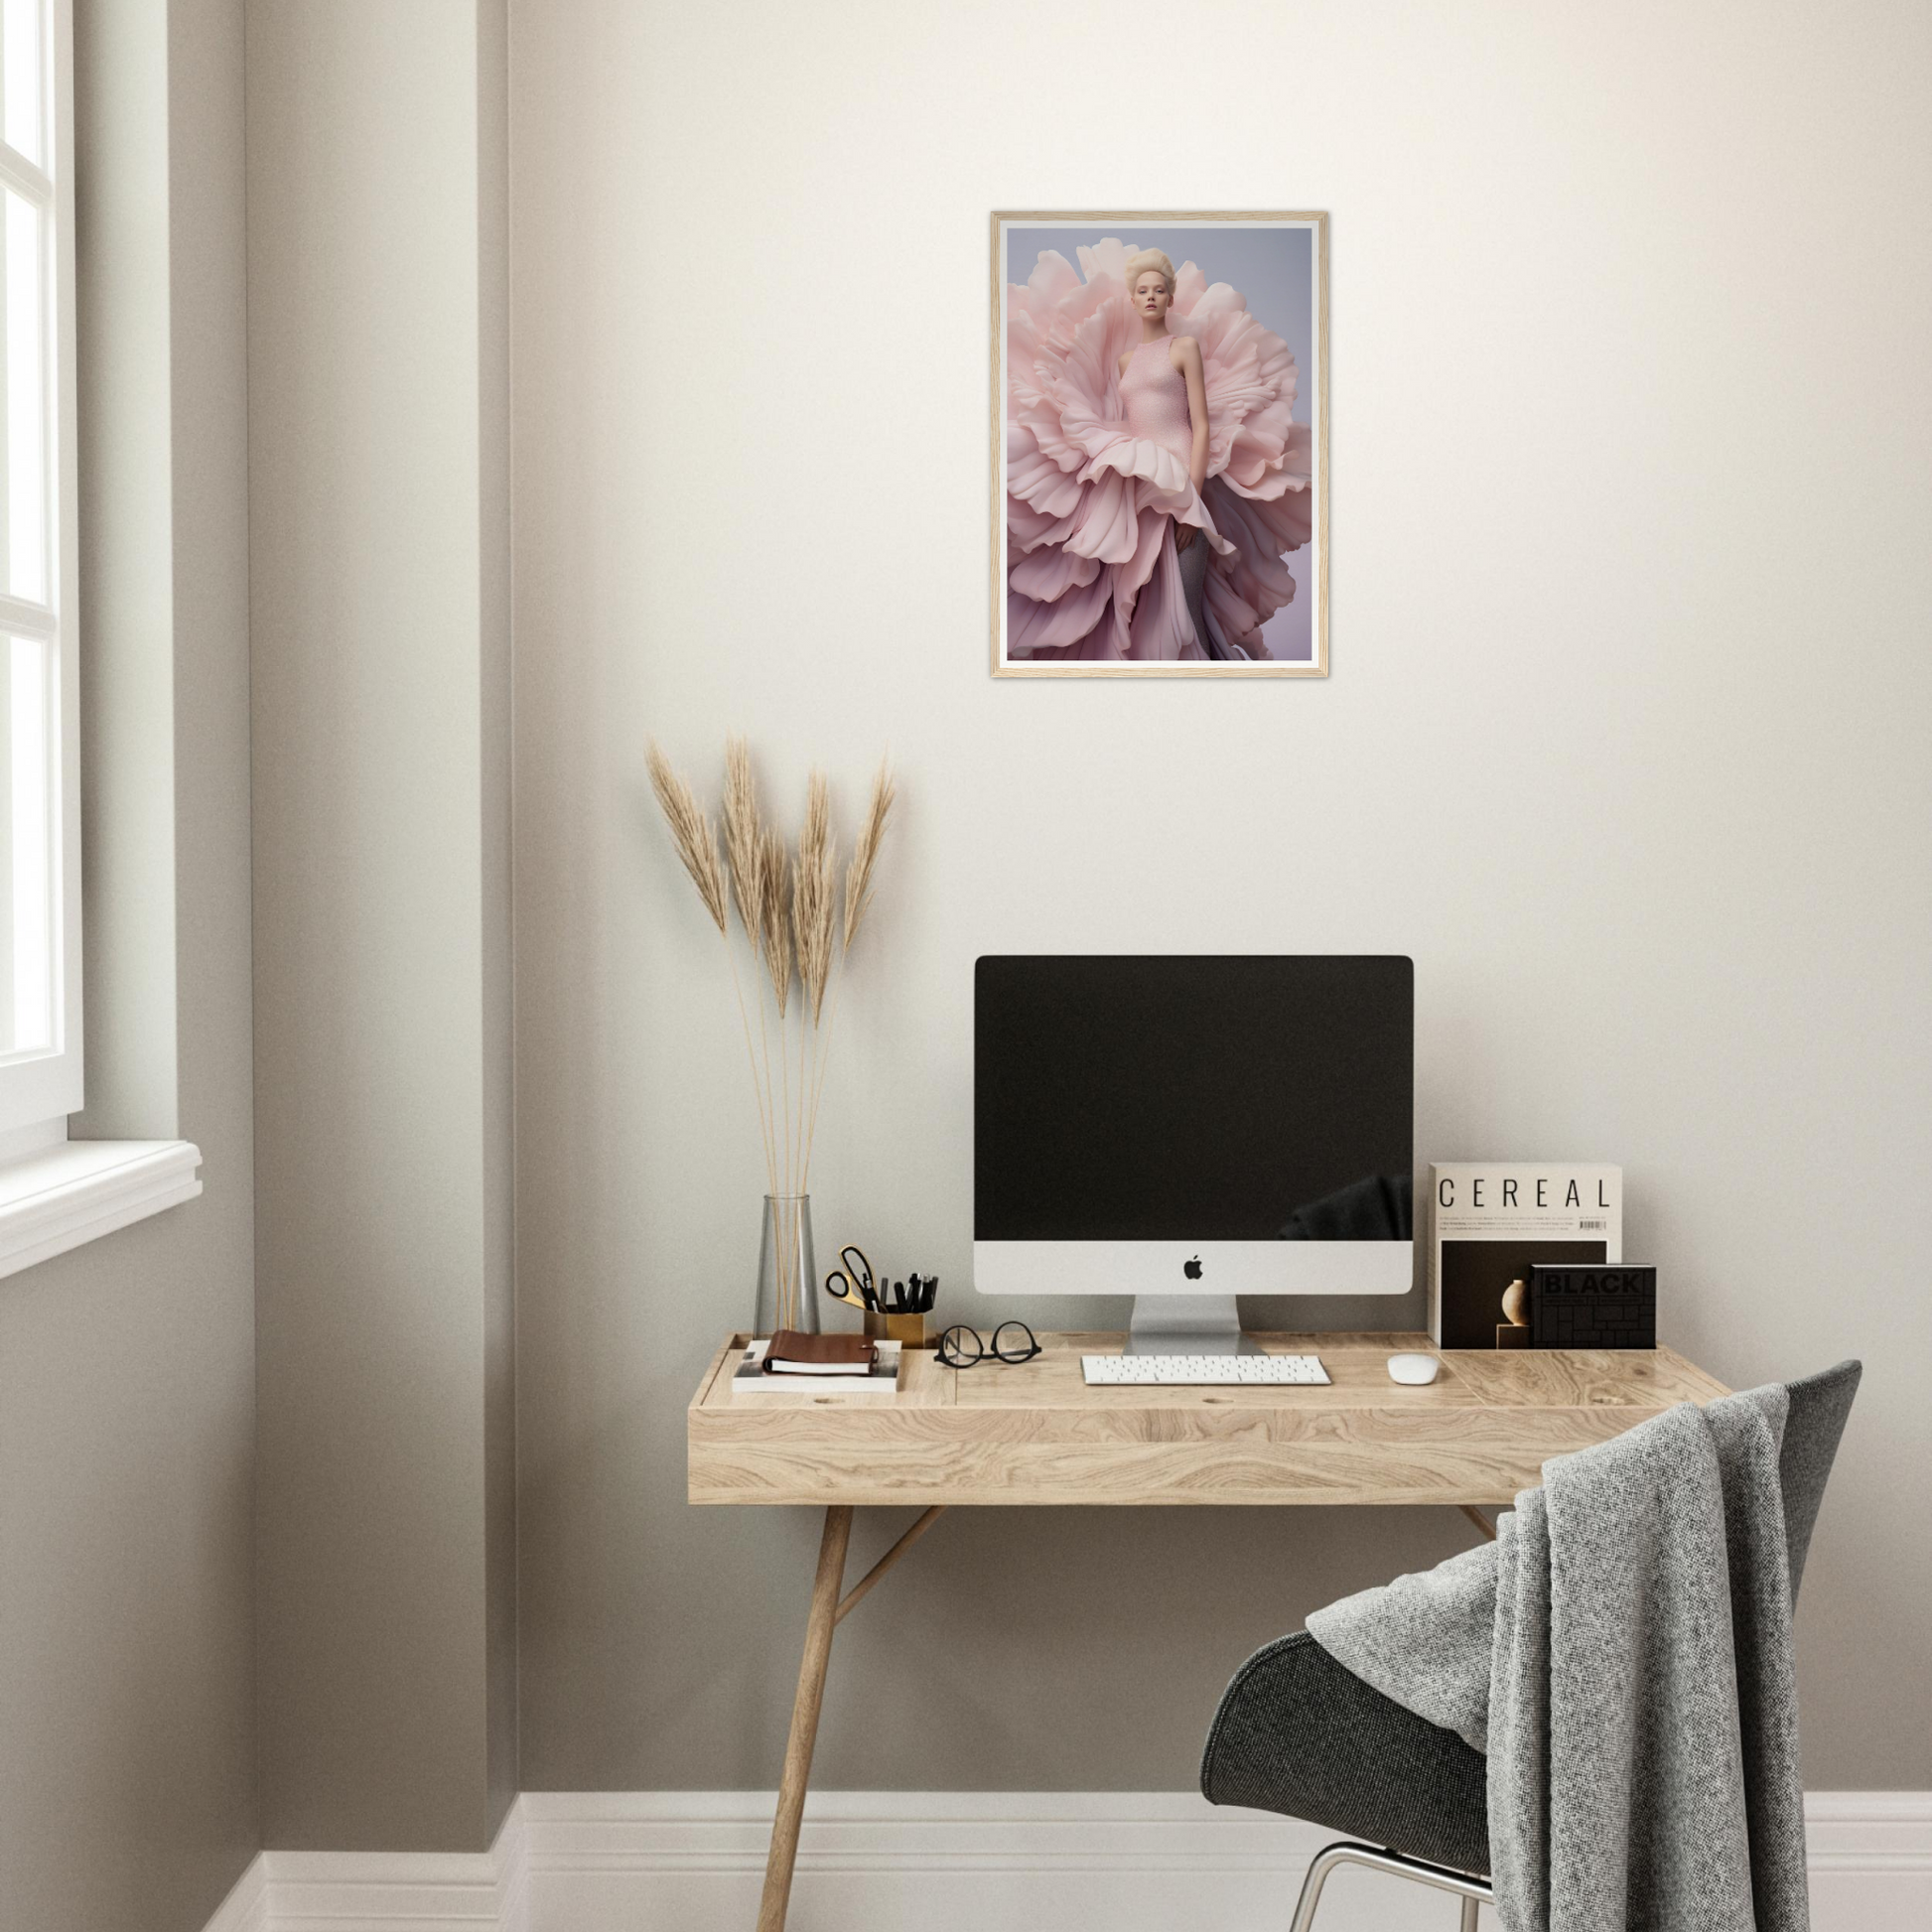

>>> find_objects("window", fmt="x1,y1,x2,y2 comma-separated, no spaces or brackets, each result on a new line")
0,0,76,1142
0,0,200,1272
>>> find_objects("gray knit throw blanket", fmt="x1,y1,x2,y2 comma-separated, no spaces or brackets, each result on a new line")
1307,1388,1809,1932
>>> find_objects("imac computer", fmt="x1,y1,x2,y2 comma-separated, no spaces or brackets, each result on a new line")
973,955,1414,1354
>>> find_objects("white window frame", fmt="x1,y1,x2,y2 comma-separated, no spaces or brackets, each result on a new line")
0,0,79,1140
0,0,200,1278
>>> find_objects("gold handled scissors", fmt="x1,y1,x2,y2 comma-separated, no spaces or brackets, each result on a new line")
824,1244,878,1312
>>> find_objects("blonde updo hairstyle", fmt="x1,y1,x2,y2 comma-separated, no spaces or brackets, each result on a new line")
1124,247,1176,296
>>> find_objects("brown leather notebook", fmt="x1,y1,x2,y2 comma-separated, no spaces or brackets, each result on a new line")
763,1329,878,1375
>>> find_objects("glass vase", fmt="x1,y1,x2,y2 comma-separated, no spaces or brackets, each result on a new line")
754,1193,818,1338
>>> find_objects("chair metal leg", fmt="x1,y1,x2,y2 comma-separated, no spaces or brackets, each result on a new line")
1288,1841,1493,1932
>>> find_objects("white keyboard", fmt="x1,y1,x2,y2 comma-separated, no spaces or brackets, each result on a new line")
1081,1352,1329,1386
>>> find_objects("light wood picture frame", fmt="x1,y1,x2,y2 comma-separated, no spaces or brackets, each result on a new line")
992,210,1328,678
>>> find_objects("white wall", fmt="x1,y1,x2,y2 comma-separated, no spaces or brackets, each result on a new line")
248,0,515,1853
510,0,1932,1793
1,2,260,1928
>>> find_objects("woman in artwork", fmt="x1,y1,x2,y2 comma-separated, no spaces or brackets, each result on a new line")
1005,239,1312,662
1116,251,1219,657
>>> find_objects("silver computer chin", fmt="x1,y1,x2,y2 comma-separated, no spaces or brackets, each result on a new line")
972,956,1416,1355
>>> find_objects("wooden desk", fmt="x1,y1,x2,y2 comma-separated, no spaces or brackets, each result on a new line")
688,1330,1728,1931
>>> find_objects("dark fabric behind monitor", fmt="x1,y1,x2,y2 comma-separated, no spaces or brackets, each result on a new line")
974,956,1414,1241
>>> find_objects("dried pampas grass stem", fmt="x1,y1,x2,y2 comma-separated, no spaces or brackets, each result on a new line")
843,759,896,949
805,756,895,1190
723,736,763,939
648,740,773,1186
759,828,793,1017
794,773,836,1025
792,771,837,1174
645,741,728,936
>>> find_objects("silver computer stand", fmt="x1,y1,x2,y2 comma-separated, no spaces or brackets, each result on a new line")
1123,1293,1260,1356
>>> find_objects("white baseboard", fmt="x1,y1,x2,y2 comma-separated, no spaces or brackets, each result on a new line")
201,1789,1932,1932
202,1852,268,1932
202,1809,527,1932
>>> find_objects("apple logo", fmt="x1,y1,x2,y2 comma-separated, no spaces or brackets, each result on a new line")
1183,1255,1203,1280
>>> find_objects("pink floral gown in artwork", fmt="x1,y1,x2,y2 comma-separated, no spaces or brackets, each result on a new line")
1005,239,1312,662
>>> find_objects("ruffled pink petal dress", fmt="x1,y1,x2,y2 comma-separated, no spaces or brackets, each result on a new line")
1005,238,1312,662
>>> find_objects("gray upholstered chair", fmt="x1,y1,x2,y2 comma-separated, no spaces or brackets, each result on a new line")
1200,1361,1862,1930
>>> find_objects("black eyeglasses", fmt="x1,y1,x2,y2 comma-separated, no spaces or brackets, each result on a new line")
936,1320,1040,1368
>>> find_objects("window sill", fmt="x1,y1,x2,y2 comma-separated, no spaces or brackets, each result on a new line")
0,1139,204,1282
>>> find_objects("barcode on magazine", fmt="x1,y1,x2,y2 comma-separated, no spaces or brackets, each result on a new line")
1580,1218,1608,1230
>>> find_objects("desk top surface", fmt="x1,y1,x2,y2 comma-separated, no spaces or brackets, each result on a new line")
688,1331,1729,1509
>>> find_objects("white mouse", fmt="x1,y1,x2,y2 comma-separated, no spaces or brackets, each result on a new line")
1387,1352,1442,1386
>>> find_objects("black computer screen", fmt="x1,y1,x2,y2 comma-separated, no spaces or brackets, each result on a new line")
974,956,1414,1241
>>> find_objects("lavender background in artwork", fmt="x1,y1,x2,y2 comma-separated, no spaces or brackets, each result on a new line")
1005,221,1316,664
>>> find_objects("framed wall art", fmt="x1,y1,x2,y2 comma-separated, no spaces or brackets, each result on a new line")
993,211,1327,678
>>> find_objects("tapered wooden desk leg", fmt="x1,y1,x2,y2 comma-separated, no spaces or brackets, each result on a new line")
757,1504,853,1932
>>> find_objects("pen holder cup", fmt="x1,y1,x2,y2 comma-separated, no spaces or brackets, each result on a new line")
866,1310,927,1349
